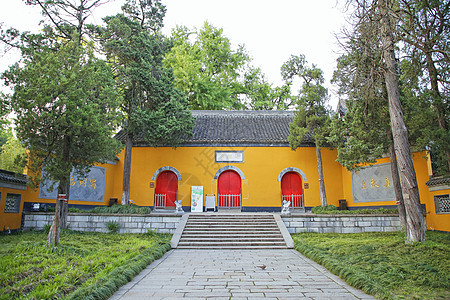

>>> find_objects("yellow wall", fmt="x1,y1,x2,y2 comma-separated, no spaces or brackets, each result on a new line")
14,145,447,232
0,187,26,231
110,146,345,209
424,188,450,232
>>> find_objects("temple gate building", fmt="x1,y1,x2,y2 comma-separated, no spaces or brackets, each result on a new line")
1,110,449,232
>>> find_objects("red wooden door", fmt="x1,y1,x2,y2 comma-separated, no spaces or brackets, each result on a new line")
281,172,303,207
155,171,178,207
218,170,241,207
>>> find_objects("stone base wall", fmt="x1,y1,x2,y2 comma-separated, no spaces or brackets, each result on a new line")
282,214,401,233
23,213,182,234
23,213,401,235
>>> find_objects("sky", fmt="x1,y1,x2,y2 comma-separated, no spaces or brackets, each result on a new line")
0,0,350,108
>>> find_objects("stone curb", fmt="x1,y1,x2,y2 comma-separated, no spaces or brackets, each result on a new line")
273,214,294,248
170,214,189,248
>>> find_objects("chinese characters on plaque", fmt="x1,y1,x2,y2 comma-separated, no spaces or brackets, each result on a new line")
38,166,106,202
215,151,244,163
351,163,395,203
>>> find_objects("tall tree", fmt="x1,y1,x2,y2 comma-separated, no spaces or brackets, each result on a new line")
164,22,295,110
284,54,330,207
2,38,122,247
99,0,194,205
27,0,109,40
378,0,426,243
345,0,426,242
164,22,249,110
329,20,408,229
243,68,295,110
396,0,450,174
1,0,123,247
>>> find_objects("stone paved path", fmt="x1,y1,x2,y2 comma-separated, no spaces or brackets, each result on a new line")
110,249,375,300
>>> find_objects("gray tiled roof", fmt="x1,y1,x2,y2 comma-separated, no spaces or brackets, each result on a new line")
426,176,450,187
0,169,27,186
116,110,314,146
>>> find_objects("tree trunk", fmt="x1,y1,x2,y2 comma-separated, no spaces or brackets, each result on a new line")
316,145,327,207
379,0,425,243
122,132,133,205
59,177,70,229
47,135,71,247
389,138,407,230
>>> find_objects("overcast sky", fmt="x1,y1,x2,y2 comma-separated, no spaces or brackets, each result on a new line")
0,0,349,108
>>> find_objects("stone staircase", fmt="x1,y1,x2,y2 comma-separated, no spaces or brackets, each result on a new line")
172,214,293,249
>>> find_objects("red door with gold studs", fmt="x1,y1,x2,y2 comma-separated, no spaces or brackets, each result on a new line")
155,171,178,207
281,172,303,208
218,170,241,208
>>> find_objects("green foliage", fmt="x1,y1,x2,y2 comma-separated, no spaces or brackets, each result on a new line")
101,2,194,147
311,205,338,213
90,204,151,214
165,22,294,110
0,129,11,150
311,205,398,215
105,221,120,234
43,224,51,234
0,134,26,173
165,22,248,110
2,38,122,189
284,54,331,150
292,231,450,299
328,25,392,171
396,0,449,175
0,230,171,300
332,0,449,175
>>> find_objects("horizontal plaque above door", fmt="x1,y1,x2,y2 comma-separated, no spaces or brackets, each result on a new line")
215,151,244,163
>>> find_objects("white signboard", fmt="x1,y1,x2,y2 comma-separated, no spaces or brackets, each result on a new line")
191,186,204,212
215,151,244,163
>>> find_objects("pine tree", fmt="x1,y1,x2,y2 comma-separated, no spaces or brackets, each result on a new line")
99,0,194,205
1,0,123,247
3,38,122,247
284,54,330,207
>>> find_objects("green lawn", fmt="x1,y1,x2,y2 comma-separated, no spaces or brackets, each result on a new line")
292,231,450,299
0,230,171,300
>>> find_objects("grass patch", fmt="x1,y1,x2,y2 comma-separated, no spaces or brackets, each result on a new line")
311,205,398,215
0,230,171,299
292,231,449,299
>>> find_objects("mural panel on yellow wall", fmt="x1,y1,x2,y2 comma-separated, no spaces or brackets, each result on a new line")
352,163,396,202
38,166,106,202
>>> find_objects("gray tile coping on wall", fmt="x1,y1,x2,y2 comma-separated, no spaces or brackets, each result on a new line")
282,214,401,234
23,212,401,235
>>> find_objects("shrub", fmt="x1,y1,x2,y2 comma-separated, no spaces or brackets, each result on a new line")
43,224,52,233
311,205,338,214
311,205,398,215
68,207,82,213
90,204,151,215
105,221,120,233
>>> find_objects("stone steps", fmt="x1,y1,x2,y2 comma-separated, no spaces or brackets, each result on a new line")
174,214,292,249
176,245,289,249
181,232,283,237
